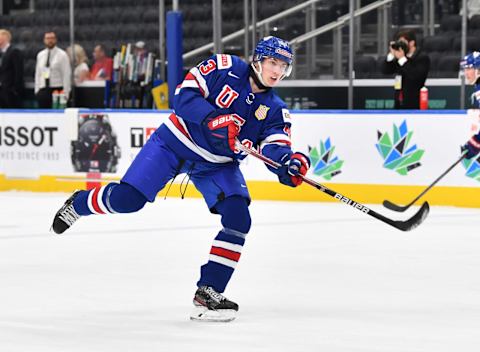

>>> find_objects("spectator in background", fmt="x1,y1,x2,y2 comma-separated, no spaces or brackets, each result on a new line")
134,41,147,57
90,44,113,80
34,31,71,108
0,29,24,108
66,44,89,85
381,29,430,109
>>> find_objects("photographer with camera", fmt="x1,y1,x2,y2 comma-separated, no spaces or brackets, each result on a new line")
381,29,430,109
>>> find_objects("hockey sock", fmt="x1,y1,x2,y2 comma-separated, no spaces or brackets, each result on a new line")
197,229,246,293
73,182,147,216
197,196,251,293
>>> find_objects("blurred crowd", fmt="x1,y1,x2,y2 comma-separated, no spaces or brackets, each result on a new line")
0,23,479,110
0,29,147,108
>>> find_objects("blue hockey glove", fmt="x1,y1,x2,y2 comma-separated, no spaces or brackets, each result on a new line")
462,133,480,159
203,111,241,154
278,152,311,187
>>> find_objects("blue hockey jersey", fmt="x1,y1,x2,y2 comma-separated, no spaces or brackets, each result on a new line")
472,83,480,108
157,54,293,167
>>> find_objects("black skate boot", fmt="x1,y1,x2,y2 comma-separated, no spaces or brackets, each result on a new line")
51,191,81,234
190,286,238,322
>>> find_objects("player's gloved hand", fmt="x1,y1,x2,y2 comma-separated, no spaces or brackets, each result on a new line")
278,152,311,187
461,133,480,159
203,111,241,154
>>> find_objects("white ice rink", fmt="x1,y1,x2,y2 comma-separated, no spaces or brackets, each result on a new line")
1,192,479,352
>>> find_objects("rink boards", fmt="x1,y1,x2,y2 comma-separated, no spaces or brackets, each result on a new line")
1,108,480,207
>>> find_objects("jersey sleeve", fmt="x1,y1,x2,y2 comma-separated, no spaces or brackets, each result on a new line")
258,106,294,174
173,55,225,124
472,87,480,108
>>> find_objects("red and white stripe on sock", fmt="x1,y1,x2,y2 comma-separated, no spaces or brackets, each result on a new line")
86,185,116,215
209,239,243,269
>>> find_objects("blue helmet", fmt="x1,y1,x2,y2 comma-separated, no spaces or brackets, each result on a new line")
253,36,294,66
461,51,480,69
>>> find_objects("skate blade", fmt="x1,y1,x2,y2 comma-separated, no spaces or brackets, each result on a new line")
190,306,236,322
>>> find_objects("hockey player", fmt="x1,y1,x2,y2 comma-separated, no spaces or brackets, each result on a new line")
461,51,480,108
51,36,310,322
461,52,480,159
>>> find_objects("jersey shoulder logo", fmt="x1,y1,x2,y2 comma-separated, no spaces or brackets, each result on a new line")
255,104,270,121
216,54,232,70
281,108,291,123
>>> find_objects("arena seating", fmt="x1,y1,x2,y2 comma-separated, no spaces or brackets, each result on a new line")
0,0,475,81
2,0,308,80
356,11,480,80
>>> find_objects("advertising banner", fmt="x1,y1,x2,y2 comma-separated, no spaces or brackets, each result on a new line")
0,111,71,178
292,111,475,186
1,109,479,206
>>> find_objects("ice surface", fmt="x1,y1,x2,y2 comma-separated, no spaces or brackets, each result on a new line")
1,192,479,352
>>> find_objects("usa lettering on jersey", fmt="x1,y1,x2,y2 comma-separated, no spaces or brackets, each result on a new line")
215,85,239,108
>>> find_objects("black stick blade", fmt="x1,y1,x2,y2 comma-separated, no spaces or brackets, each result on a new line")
392,202,430,232
383,199,410,212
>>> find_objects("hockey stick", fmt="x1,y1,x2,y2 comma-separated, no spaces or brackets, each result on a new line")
383,153,467,212
236,142,429,232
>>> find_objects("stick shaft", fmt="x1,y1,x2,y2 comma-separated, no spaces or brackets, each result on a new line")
403,154,466,208
235,142,428,231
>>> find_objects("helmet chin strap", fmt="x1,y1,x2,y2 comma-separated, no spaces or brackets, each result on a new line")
250,62,271,90
250,60,289,89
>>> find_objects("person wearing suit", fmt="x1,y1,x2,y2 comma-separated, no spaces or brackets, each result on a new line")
0,29,24,108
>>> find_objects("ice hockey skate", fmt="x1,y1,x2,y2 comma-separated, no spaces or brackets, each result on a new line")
51,191,81,234
190,286,238,322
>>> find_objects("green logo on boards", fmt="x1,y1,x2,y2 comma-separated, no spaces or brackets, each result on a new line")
375,120,424,175
463,157,480,182
309,138,343,180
